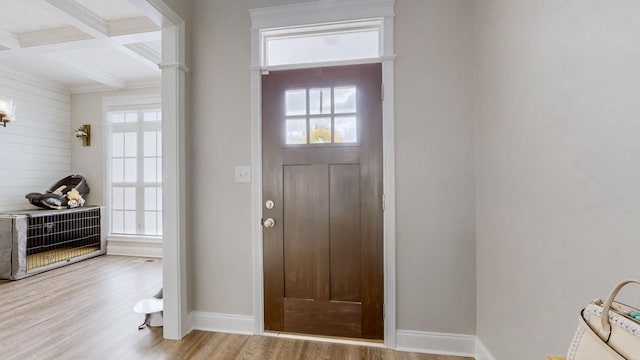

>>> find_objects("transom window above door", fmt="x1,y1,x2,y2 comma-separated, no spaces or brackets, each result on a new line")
284,86,358,145
259,19,384,68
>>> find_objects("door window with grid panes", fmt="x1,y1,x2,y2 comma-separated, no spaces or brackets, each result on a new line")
285,86,358,145
108,108,162,236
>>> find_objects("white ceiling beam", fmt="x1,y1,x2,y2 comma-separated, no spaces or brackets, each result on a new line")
108,17,161,56
124,43,161,65
125,0,164,26
110,30,161,45
43,0,160,72
0,28,20,50
116,43,161,70
50,53,127,89
113,43,159,71
44,0,108,38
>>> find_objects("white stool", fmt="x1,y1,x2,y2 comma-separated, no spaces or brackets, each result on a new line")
133,297,163,329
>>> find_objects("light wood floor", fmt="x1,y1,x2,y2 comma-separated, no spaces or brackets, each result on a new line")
0,255,473,360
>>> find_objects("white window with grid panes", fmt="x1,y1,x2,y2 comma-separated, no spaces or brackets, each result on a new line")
107,105,162,237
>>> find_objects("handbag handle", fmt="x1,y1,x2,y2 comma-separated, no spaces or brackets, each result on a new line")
599,279,640,340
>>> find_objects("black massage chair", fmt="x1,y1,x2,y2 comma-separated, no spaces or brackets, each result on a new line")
25,175,90,210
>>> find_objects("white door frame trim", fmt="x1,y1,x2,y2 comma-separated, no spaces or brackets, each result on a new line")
249,0,397,348
130,0,188,340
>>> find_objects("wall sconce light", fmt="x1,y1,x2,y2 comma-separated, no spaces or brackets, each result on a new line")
0,97,15,128
74,124,91,146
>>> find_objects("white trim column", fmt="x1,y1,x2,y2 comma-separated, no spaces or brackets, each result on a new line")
128,0,188,341
160,23,189,340
250,26,265,336
381,12,397,349
161,60,188,339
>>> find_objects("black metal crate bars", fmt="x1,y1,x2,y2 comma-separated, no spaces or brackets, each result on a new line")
0,206,106,280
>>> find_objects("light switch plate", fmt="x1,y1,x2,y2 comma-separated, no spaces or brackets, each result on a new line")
235,166,251,183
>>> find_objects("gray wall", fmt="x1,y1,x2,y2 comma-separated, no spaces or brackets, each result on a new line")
64,0,640,356
188,0,477,334
70,88,161,207
475,0,640,358
395,0,475,334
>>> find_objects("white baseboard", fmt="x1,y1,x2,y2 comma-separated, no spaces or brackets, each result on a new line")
189,311,254,335
475,338,497,360
185,315,496,359
396,330,476,358
107,238,162,258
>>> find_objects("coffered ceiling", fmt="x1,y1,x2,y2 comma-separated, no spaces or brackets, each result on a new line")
0,0,161,93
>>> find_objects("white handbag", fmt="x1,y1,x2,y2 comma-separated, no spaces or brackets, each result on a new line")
568,280,640,359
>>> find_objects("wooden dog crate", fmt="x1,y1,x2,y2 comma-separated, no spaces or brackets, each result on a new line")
0,206,106,280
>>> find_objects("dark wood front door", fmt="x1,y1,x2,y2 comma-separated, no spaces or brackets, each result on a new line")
262,63,383,340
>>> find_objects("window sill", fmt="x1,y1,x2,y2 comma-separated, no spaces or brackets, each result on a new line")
107,234,163,244
106,235,163,258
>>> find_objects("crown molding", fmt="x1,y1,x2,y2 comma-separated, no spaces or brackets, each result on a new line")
0,67,70,95
250,0,395,30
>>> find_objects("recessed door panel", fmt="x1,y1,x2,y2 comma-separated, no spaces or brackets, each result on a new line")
329,164,361,303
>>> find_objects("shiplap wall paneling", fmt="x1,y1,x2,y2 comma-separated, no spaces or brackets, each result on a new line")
0,69,71,211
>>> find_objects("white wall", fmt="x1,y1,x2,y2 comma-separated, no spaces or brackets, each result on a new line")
475,0,640,358
189,0,476,336
0,69,71,211
70,88,161,207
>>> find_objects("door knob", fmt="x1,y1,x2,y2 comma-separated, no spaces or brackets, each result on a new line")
263,218,275,228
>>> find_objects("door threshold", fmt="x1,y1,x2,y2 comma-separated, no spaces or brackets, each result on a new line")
263,331,385,348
